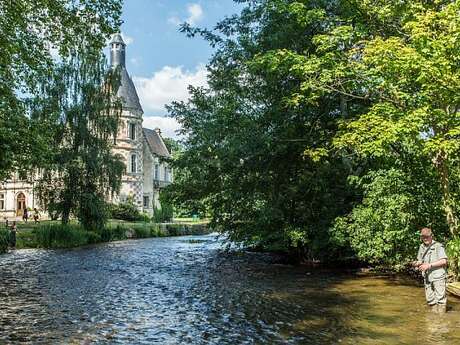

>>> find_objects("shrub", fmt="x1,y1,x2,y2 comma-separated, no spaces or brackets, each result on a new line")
133,224,150,238
139,212,151,223
109,199,144,222
98,225,127,242
86,231,102,244
0,229,9,253
153,206,173,223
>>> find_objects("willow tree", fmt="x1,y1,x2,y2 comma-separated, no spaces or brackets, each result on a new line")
0,0,122,180
34,53,125,230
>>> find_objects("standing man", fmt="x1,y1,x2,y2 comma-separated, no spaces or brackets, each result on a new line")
412,227,448,313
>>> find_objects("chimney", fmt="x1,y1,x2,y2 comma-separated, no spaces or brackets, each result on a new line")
154,127,161,136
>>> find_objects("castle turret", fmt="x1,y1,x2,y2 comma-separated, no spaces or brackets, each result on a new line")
110,33,144,209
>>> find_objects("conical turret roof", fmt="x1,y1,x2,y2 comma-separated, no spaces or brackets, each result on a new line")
109,33,143,112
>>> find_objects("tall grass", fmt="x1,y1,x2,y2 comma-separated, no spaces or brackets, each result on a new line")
12,222,211,250
0,229,10,253
34,224,93,249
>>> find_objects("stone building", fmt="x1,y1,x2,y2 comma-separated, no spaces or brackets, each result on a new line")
0,34,172,220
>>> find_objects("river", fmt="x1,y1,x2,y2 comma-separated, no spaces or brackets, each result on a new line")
1,234,460,344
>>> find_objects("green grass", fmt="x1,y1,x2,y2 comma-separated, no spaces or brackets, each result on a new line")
0,219,212,252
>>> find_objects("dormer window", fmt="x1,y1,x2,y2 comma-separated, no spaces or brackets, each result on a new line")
129,123,136,140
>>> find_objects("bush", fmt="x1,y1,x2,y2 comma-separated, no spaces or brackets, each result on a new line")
133,224,150,238
153,206,173,223
331,169,447,268
0,229,9,253
109,199,144,222
153,192,174,223
98,225,127,242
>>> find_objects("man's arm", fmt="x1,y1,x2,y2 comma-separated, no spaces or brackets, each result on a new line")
419,258,447,272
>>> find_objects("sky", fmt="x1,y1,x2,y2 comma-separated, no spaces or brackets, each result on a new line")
115,0,243,138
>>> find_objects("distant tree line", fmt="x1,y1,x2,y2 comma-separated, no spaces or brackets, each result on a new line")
166,0,460,273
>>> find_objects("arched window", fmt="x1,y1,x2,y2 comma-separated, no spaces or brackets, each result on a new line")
0,193,4,210
131,154,137,173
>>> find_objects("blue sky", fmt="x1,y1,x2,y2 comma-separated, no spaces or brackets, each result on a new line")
115,0,243,137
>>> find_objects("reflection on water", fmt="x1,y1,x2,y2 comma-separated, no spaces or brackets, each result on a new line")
1,235,460,344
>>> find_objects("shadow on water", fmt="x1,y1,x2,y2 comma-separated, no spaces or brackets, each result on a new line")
1,236,460,344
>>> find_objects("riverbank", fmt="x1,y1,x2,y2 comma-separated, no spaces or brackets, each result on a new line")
0,219,211,252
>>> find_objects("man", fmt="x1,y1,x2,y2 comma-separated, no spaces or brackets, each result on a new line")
33,208,40,223
412,227,448,313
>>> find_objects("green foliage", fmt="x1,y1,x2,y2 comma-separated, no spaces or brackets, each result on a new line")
110,199,144,222
34,224,92,249
447,237,460,279
0,229,9,254
166,0,460,274
0,0,122,180
16,231,40,249
169,0,362,260
153,194,174,223
34,51,125,231
133,225,151,239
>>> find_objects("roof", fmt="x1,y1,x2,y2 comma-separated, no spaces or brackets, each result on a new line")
110,33,125,45
117,67,143,111
143,128,171,158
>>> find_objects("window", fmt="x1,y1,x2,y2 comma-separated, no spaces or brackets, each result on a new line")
154,164,159,180
143,196,149,207
131,154,137,173
129,123,136,140
165,167,170,182
0,193,4,210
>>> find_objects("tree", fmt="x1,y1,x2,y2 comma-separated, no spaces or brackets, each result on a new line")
0,0,122,180
169,0,459,268
168,0,364,259
334,1,460,237
34,53,125,231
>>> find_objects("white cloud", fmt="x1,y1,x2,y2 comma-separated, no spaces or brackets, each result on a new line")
143,116,181,139
186,3,204,25
168,3,204,26
133,64,208,114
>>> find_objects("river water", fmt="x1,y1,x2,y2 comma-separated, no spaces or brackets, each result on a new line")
1,234,460,344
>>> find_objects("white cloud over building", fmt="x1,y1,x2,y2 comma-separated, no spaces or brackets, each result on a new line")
133,64,207,114
168,3,204,26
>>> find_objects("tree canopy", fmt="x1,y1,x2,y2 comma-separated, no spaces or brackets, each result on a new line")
167,0,460,268
0,0,122,180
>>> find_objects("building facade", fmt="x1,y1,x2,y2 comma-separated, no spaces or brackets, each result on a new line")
0,34,172,220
